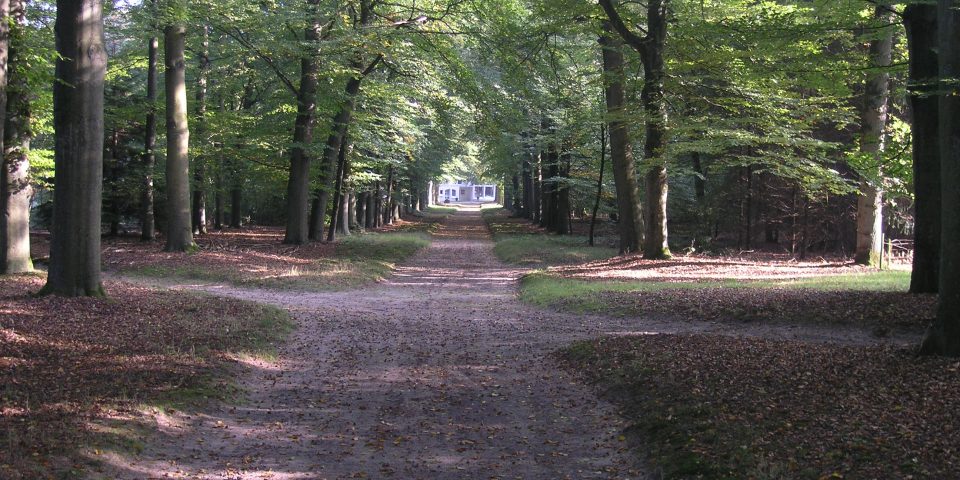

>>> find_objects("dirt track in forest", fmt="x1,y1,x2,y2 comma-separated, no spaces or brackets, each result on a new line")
97,207,917,479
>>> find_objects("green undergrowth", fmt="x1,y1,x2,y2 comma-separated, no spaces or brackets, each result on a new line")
522,270,927,329
482,208,618,267
522,270,910,308
127,232,430,291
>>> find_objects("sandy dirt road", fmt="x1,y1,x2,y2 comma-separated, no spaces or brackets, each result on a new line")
98,207,914,479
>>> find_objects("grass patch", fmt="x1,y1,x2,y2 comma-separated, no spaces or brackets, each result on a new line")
126,232,430,291
522,270,931,329
494,235,618,267
559,335,960,479
424,205,458,215
0,274,294,478
481,208,618,267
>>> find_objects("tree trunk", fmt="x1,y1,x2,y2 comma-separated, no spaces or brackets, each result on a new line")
599,0,671,258
41,0,106,296
555,159,571,235
854,6,893,265
366,188,375,229
163,23,192,252
920,0,960,356
905,4,940,293
191,25,209,235
326,131,349,242
214,171,224,230
230,187,242,228
140,1,157,240
590,124,606,247
356,191,366,230
1,0,32,274
640,0,670,259
383,166,394,225
599,25,643,253
348,192,357,229
283,0,321,244
533,154,541,224
511,173,521,213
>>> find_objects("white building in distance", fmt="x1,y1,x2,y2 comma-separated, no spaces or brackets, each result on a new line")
437,180,496,203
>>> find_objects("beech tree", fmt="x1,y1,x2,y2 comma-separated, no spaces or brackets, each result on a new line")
598,0,671,259
283,0,322,245
163,14,192,252
854,6,893,266
905,4,939,293
41,0,106,296
140,0,158,240
920,0,960,356
599,24,643,253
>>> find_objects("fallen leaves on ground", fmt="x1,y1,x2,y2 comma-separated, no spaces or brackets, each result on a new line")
31,218,435,290
560,334,960,479
0,274,290,478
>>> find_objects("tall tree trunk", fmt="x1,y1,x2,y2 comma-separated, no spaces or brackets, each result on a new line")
41,0,106,296
640,0,670,259
326,131,349,242
600,0,671,259
599,25,643,253
590,124,606,247
1,0,31,274
383,166,394,225
533,154,541,224
365,188,375,228
191,25,209,235
312,56,381,239
920,0,960,356
348,192,358,229
140,0,157,240
541,145,557,230
230,187,242,228
511,173,521,213
214,169,224,230
905,4,940,293
855,6,893,266
555,158,571,235
163,22,192,252
521,148,532,217
356,191,367,230
283,0,321,244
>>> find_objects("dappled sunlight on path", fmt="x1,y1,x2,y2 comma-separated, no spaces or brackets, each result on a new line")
100,206,916,479
99,207,643,479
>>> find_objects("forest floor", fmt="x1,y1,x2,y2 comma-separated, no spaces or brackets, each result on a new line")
30,214,439,291
0,274,292,479
4,207,950,479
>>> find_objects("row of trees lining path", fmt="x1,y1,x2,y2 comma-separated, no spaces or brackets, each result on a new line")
102,207,913,478
0,1,958,354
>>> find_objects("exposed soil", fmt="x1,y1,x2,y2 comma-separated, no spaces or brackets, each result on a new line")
92,208,919,479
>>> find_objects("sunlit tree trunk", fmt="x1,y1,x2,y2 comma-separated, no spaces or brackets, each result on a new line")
1,0,32,274
599,25,642,253
905,4,940,293
855,6,893,266
920,0,960,355
163,21,192,252
41,0,106,296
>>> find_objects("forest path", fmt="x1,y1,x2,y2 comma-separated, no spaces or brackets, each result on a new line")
99,206,915,479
